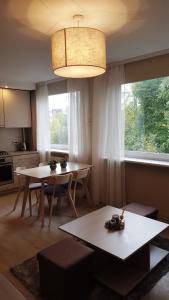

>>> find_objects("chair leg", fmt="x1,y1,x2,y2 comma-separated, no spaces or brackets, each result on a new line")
47,195,51,211
84,184,92,207
72,181,78,205
72,188,76,205
35,190,40,205
37,190,42,218
67,191,78,217
29,191,32,216
84,179,93,208
56,197,61,210
13,189,22,211
48,196,54,228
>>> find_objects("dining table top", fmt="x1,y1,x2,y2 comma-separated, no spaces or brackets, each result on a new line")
14,162,92,180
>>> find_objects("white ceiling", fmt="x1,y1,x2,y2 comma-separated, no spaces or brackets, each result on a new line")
0,0,169,90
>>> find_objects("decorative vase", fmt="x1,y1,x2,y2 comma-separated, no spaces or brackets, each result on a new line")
60,161,67,168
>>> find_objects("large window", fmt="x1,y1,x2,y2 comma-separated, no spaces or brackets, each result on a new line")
48,93,69,151
124,76,169,159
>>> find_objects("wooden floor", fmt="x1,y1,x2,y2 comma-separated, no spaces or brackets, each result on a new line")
0,192,94,300
0,192,168,300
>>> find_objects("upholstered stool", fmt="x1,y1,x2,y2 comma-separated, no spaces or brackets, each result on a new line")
125,202,158,219
37,238,95,300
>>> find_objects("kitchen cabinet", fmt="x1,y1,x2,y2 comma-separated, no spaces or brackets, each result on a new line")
3,89,31,128
0,152,40,192
13,152,40,188
0,89,4,127
13,152,40,170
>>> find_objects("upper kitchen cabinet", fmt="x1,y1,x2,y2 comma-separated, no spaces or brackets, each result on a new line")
0,89,5,127
3,89,31,128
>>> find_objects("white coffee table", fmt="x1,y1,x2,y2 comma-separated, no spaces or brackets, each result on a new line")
59,206,168,296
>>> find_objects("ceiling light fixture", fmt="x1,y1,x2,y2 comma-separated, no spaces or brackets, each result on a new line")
51,15,106,78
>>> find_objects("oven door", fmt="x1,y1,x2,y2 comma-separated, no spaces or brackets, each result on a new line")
0,162,13,186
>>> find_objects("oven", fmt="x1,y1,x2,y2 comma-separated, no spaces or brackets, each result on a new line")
0,156,13,186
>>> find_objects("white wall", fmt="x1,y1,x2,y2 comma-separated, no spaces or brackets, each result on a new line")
0,128,22,151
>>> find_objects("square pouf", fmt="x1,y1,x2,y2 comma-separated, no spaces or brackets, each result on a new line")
125,202,158,219
37,238,95,300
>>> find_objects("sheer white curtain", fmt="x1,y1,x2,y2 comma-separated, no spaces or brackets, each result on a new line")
67,79,91,163
36,83,50,162
92,65,125,207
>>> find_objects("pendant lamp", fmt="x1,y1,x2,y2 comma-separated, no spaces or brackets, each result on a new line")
51,15,106,78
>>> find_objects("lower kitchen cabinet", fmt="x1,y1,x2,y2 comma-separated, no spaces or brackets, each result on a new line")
0,152,40,193
13,152,40,170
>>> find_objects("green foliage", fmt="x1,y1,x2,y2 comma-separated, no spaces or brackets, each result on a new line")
50,111,68,145
48,159,57,166
125,77,169,153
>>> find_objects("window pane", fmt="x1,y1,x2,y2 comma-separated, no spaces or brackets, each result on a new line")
48,93,69,150
124,77,169,154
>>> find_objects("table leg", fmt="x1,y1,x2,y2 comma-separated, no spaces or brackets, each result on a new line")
21,176,30,217
39,181,45,228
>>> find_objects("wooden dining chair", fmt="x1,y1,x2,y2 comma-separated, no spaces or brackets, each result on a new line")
72,168,92,207
34,162,48,205
13,166,44,215
44,173,78,227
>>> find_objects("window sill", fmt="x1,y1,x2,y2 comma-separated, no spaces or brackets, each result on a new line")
125,157,169,168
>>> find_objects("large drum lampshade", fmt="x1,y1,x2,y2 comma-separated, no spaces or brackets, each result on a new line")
51,27,106,78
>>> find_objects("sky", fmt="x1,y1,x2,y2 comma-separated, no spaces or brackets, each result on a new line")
48,93,69,111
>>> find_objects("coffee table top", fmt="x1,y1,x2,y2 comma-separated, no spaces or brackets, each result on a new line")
59,206,168,260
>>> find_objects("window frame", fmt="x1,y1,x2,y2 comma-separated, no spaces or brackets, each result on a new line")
125,150,169,162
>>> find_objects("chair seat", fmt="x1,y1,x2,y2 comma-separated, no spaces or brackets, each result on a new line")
125,202,158,219
44,185,66,197
29,182,48,190
29,182,42,190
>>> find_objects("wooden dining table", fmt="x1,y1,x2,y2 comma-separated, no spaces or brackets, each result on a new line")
15,162,92,227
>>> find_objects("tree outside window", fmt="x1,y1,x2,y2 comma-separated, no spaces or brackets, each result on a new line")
48,93,69,151
124,76,169,155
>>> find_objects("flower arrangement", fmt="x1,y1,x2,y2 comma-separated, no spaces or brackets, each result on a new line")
48,159,58,171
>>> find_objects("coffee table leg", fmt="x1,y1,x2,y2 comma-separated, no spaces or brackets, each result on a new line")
130,243,150,271
130,244,150,272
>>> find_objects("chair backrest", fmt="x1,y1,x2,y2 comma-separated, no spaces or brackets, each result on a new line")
47,172,73,192
74,168,90,181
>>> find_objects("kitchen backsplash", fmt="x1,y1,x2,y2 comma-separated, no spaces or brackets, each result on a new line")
0,128,22,151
